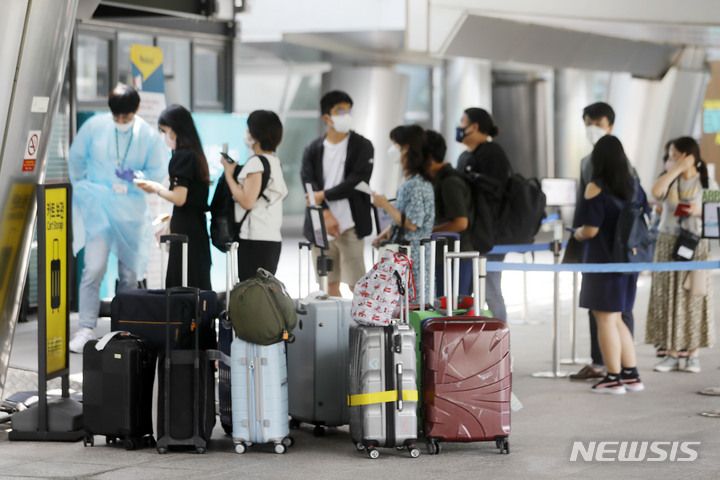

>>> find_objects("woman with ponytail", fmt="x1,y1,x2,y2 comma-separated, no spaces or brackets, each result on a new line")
646,136,717,373
372,124,435,299
455,107,512,321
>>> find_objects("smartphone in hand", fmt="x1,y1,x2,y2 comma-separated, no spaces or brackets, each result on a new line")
220,152,235,163
674,202,691,217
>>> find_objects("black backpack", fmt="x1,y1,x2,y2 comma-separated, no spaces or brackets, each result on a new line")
209,155,271,252
494,171,547,245
607,180,655,267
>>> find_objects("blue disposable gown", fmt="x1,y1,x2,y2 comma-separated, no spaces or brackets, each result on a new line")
69,113,168,277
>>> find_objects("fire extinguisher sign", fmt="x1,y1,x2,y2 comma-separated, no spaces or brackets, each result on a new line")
37,183,70,376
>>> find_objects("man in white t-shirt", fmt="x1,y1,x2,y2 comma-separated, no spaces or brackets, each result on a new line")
301,90,374,297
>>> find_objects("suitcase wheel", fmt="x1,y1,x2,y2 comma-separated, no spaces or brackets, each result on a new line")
196,447,206,454
234,442,247,454
355,442,365,451
367,447,379,459
157,447,168,454
105,436,116,445
282,436,294,448
288,418,301,429
274,443,286,454
83,435,94,447
409,446,421,458
426,440,441,455
495,437,510,454
312,425,325,437
123,438,137,451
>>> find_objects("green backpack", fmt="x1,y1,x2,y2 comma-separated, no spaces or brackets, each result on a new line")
229,268,297,345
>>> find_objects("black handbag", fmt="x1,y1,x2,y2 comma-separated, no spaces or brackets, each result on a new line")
381,212,407,247
672,228,700,261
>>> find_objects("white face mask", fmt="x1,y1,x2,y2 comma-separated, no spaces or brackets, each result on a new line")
586,125,608,146
331,114,352,134
114,118,135,133
163,131,176,151
243,130,256,149
664,159,678,172
387,144,402,165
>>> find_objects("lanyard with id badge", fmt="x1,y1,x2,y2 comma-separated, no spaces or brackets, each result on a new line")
113,127,141,194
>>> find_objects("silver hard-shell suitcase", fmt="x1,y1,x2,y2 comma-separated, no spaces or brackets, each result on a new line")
348,252,420,459
287,242,353,435
231,338,292,454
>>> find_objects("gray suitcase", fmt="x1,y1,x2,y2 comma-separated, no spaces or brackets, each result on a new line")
287,242,353,435
348,255,420,459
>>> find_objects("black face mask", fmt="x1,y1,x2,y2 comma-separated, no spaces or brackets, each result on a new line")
455,125,469,143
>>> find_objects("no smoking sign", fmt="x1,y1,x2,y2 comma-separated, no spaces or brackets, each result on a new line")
22,130,41,172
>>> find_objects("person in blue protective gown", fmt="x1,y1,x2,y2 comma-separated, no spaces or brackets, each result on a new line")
68,84,167,353
135,104,211,290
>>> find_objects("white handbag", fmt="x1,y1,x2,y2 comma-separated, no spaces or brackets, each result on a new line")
351,249,414,326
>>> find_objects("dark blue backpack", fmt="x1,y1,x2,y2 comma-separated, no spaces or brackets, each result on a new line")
607,181,655,267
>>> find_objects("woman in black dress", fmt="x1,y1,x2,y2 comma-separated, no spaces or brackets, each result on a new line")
135,104,211,290
573,135,647,395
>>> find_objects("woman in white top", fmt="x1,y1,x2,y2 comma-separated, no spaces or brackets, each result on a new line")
221,110,288,281
646,136,716,373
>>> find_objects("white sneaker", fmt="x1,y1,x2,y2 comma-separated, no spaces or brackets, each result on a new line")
69,327,95,353
684,356,701,373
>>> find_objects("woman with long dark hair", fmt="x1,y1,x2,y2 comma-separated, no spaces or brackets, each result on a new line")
372,124,435,299
135,104,211,289
646,136,716,373
573,135,648,394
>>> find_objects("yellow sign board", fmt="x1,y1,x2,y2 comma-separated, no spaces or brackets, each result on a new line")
130,45,163,82
0,183,34,314
43,187,67,374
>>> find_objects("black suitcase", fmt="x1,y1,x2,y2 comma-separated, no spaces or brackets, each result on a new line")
110,289,217,353
82,332,156,450
110,234,218,354
156,287,216,454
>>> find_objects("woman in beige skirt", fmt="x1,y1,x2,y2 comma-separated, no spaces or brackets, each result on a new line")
646,137,715,373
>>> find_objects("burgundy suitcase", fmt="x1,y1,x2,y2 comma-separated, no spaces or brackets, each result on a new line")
421,251,511,455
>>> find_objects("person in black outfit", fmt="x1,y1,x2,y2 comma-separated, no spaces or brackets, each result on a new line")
455,107,511,320
569,102,635,381
427,130,474,296
135,104,211,290
301,90,374,296
572,135,646,394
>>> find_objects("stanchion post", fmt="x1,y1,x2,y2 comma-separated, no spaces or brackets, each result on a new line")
532,222,571,378
561,271,590,365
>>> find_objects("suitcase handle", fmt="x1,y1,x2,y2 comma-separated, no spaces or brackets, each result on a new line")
444,252,485,316
296,242,312,315
396,363,403,412
221,242,239,329
433,232,460,307
160,234,189,289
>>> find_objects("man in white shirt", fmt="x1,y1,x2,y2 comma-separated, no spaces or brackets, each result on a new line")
301,90,374,297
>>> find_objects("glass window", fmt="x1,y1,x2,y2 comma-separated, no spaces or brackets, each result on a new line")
76,34,111,102
234,73,286,113
288,75,321,111
276,117,322,215
157,37,191,108
117,33,154,87
193,45,225,109
396,64,431,114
